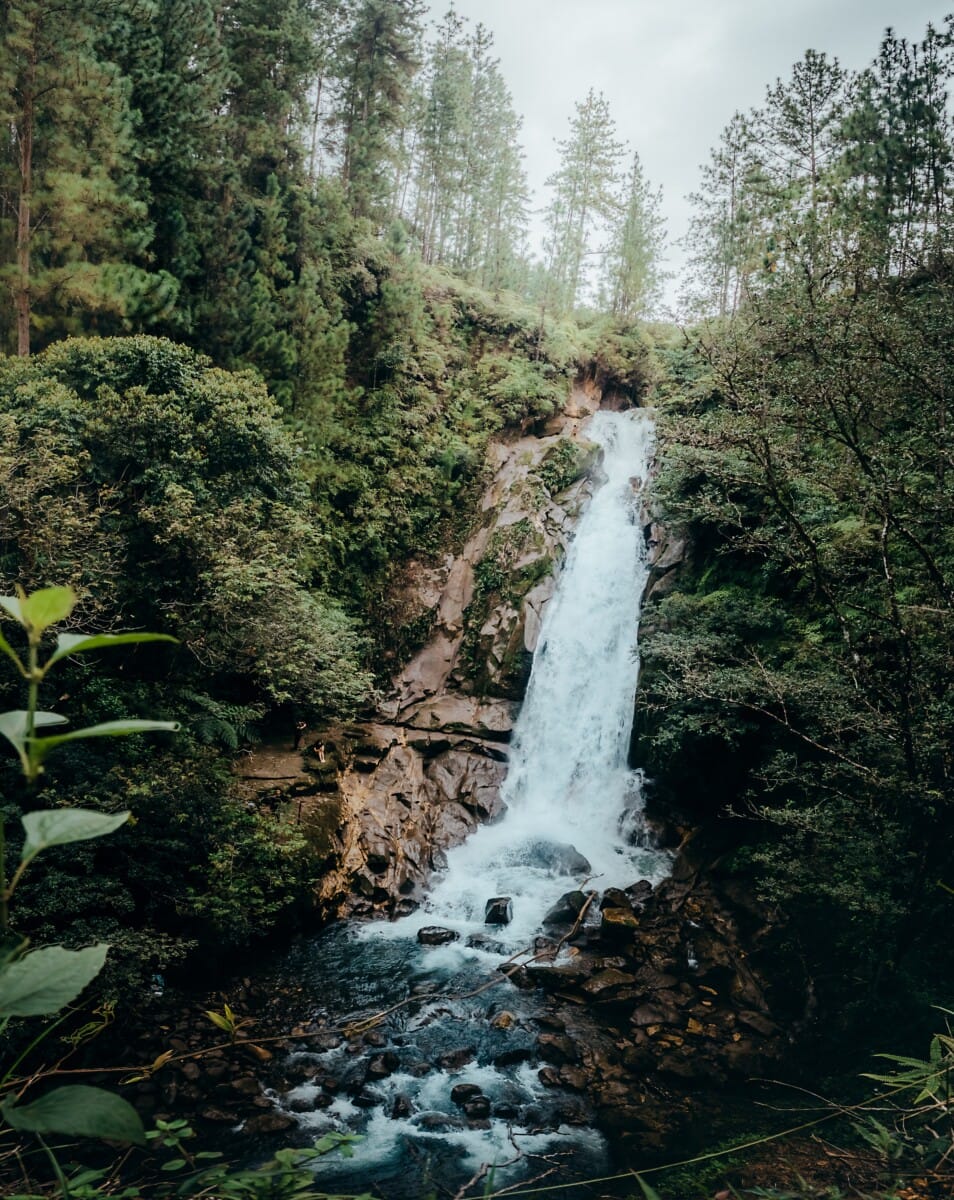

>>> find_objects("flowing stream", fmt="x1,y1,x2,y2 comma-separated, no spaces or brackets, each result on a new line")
265,410,671,1196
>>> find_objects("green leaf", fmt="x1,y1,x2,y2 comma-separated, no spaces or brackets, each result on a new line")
0,944,108,1016
21,808,131,863
31,720,180,763
0,627,24,674
47,631,179,668
0,711,27,760
204,1009,233,1033
2,1085,145,1144
19,587,76,633
0,596,24,624
632,1174,664,1200
0,712,69,759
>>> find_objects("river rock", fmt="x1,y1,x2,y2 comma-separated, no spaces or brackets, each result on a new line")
600,887,633,911
244,1112,295,1134
391,1093,413,1119
485,896,513,925
542,890,588,926
537,1033,579,1064
417,926,460,946
526,840,592,875
365,1051,400,1080
414,1111,466,1132
463,1096,491,1119
437,1047,476,1070
450,1083,483,1106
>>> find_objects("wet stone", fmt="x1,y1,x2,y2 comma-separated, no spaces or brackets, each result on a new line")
600,887,632,911
365,1051,400,1080
414,1112,466,1132
485,896,514,925
245,1112,296,1135
542,890,588,926
438,1047,476,1070
463,1096,491,1120
537,1033,579,1064
450,1083,483,1106
494,1047,533,1067
417,926,460,946
391,1093,413,1119
527,840,592,875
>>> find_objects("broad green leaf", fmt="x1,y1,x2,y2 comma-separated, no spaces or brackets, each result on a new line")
21,808,131,862
30,719,180,764
0,711,27,758
0,596,23,624
0,712,69,760
0,944,108,1016
19,587,76,634
47,631,179,668
0,627,24,674
2,1085,145,1144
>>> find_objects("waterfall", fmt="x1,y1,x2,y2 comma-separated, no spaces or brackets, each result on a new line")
272,410,671,1195
383,408,669,951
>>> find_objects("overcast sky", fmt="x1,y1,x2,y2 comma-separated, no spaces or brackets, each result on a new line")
424,0,950,311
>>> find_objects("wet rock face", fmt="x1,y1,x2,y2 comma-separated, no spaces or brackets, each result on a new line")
305,397,609,922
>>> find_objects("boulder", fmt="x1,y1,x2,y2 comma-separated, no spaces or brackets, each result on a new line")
244,1112,295,1134
463,1096,491,1119
600,887,632,911
485,896,513,925
543,890,589,926
525,840,592,875
417,926,460,946
450,1083,483,1106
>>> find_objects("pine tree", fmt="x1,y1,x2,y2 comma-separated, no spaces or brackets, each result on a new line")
543,88,625,313
334,0,424,221
684,113,765,317
602,151,666,320
110,0,234,339
410,7,472,263
0,0,168,355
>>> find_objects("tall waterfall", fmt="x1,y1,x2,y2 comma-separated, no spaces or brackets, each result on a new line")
277,410,671,1192
389,408,668,950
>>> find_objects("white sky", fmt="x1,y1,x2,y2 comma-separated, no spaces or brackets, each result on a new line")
424,0,950,311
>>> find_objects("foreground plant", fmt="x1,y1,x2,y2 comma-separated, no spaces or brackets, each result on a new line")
0,585,177,1149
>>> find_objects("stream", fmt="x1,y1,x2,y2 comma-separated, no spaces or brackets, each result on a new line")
260,410,671,1197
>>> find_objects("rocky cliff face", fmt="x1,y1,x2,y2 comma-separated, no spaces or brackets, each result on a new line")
301,380,613,918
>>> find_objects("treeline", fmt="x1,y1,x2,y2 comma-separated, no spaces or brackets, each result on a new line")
639,17,954,1042
0,0,665,375
685,23,954,315
0,2,666,985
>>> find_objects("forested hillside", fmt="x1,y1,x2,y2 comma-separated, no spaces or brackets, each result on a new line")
1,2,954,1198
639,21,954,1043
0,0,663,989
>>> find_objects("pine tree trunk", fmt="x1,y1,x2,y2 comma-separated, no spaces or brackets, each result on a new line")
15,47,36,358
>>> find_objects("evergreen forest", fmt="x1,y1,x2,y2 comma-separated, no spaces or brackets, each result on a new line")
0,3,952,1198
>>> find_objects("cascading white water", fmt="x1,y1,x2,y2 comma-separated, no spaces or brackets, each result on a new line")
385,408,670,950
275,410,671,1191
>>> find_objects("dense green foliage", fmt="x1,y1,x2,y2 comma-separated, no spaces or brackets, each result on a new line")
0,37,666,1011
639,18,954,1040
